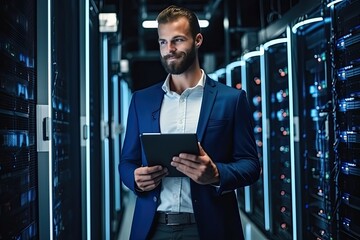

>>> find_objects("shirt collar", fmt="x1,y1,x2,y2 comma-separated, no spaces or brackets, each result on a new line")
162,69,206,94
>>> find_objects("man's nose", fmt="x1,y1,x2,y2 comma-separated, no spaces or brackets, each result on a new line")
166,42,176,52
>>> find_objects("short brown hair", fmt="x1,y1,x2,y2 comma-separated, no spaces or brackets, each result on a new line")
156,5,201,38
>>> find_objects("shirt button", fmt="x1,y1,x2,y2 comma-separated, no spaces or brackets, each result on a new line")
153,196,157,202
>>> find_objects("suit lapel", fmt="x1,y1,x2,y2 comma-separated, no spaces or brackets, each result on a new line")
197,77,217,142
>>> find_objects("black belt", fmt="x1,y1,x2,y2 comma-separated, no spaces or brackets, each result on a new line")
156,212,196,226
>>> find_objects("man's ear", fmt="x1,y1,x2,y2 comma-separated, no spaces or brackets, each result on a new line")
195,33,203,48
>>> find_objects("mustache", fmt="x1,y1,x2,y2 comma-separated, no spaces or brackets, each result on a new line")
163,53,182,60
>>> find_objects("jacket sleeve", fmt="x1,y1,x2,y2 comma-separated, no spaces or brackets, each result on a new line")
119,92,141,193
215,90,261,194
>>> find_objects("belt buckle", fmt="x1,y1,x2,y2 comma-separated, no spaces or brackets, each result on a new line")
165,213,182,226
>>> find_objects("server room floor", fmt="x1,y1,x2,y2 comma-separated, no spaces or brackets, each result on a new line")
117,189,268,240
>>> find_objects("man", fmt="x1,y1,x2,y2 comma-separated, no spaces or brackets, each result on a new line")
120,5,260,240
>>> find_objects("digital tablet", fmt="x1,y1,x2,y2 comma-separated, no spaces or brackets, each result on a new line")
140,133,199,177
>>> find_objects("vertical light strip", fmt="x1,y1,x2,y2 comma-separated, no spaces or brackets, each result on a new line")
120,80,130,147
84,0,91,238
260,45,270,231
47,1,53,239
245,221,252,240
102,34,110,240
112,75,121,210
244,186,251,212
287,26,297,240
241,59,247,93
240,59,251,212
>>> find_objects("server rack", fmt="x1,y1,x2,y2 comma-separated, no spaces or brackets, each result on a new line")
240,50,268,232
0,0,38,238
226,61,243,89
332,0,360,239
50,0,82,238
82,0,100,238
261,36,295,240
225,61,247,212
37,0,94,238
291,4,335,239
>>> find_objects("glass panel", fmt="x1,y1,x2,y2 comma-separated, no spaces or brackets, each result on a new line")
293,9,334,239
265,40,292,239
51,0,81,238
334,0,360,239
244,55,265,229
0,0,38,239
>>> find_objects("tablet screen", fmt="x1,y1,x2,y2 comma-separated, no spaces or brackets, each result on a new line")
140,133,199,177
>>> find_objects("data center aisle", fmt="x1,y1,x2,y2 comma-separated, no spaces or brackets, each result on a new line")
117,189,268,240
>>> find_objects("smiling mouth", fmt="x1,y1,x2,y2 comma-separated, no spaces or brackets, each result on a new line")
167,57,178,61
164,53,180,60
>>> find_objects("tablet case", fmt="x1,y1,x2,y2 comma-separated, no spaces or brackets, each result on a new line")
140,133,199,177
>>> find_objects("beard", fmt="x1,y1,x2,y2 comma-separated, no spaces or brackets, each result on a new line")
160,44,196,75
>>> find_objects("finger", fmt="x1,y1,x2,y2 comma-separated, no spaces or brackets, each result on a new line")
177,153,198,162
172,156,199,168
136,169,168,191
136,167,168,181
198,142,206,156
172,162,202,181
136,165,163,176
171,158,200,176
139,177,161,189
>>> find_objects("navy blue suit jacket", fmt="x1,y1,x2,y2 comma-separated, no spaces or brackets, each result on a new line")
120,76,260,240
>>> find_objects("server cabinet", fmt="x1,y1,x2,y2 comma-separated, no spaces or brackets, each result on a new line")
99,32,124,240
226,61,243,89
82,0,100,238
291,4,335,239
332,0,360,239
110,74,122,238
240,51,269,232
37,0,93,238
261,36,296,240
225,61,247,212
0,0,38,238
50,0,82,238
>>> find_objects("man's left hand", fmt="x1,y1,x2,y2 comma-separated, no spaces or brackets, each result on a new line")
171,143,220,185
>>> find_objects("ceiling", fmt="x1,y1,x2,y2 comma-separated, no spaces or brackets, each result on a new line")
101,0,299,89
119,0,259,60
117,0,300,57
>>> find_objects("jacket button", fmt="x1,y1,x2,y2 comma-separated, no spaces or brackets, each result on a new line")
153,196,157,202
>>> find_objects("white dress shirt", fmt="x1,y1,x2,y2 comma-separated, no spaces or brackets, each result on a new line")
157,70,205,213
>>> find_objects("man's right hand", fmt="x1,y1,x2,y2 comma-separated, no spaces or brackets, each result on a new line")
134,165,168,192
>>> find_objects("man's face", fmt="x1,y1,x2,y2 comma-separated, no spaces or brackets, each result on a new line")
157,17,197,74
